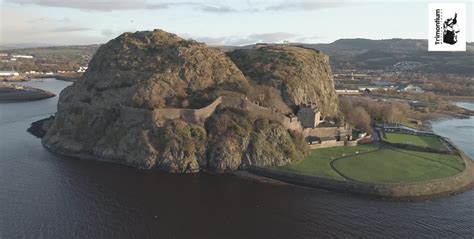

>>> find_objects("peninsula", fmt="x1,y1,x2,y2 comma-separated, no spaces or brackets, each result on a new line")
29,29,474,200
0,82,55,102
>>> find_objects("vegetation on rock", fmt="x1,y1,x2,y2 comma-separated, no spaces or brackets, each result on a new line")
41,29,334,173
228,45,340,117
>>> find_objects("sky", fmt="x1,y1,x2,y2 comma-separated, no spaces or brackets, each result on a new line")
0,0,472,47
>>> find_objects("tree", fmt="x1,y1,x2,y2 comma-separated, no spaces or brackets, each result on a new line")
348,106,372,134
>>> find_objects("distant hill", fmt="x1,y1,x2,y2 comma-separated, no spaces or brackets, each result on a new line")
3,39,473,75
230,39,473,75
3,45,101,63
0,45,101,72
297,39,474,75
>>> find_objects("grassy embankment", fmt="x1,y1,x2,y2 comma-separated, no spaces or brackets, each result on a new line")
274,141,465,183
384,132,445,150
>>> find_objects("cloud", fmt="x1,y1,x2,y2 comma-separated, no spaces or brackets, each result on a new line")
60,17,71,22
7,0,250,13
101,29,115,37
199,5,238,13
52,26,92,32
189,32,311,46
266,0,348,11
7,0,169,11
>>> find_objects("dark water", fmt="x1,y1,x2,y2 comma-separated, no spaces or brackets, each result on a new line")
1,79,473,238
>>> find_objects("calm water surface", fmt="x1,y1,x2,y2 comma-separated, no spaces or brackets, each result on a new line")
1,79,473,238
432,102,474,158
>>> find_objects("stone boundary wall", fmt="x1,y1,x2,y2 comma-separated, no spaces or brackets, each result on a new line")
119,106,155,126
248,151,474,200
308,139,358,149
303,126,351,138
152,97,223,125
221,96,301,131
309,141,345,149
147,95,302,130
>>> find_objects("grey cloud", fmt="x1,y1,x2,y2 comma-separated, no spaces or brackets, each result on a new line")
101,29,138,38
190,32,301,46
266,0,347,11
7,0,347,13
199,5,238,13
7,0,169,11
8,0,249,13
246,32,298,43
101,29,115,37
60,17,71,22
52,26,92,32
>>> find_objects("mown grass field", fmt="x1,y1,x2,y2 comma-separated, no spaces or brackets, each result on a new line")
274,145,465,184
332,148,464,183
273,145,379,181
384,133,445,150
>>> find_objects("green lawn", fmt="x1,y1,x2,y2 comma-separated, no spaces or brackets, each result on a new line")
384,133,445,150
333,148,464,183
273,144,465,184
273,145,379,180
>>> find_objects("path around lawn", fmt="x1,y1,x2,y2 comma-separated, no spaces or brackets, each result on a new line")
330,145,464,183
248,145,474,200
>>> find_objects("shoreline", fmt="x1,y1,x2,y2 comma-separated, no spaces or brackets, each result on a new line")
29,107,474,201
40,127,474,201
421,102,474,132
241,149,474,201
2,74,79,83
0,84,55,102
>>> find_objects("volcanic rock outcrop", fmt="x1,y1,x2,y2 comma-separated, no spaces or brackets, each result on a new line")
228,45,340,117
40,29,339,173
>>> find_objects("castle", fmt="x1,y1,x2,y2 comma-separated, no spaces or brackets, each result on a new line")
136,94,355,149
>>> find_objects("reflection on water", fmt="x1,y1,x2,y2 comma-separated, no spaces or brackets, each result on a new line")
0,79,473,238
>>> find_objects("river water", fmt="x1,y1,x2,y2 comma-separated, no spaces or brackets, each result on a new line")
1,79,473,238
432,102,474,158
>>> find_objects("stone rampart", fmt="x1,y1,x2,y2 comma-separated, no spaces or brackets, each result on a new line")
152,96,223,125
121,95,302,131
303,126,351,138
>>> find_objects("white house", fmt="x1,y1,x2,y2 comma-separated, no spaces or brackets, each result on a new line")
12,55,33,59
77,66,88,73
0,71,20,77
402,84,424,93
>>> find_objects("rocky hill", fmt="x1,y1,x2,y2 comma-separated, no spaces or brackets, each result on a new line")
228,45,340,117
38,29,341,173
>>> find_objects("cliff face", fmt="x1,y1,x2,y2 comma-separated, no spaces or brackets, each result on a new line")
43,29,251,171
228,45,340,117
70,30,250,109
40,30,339,173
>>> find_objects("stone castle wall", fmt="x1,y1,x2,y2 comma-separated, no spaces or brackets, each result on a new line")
152,97,223,125
303,126,351,138
149,95,303,131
